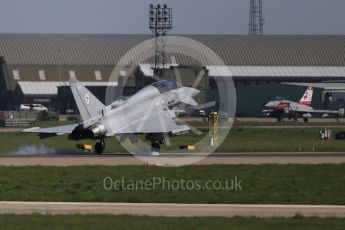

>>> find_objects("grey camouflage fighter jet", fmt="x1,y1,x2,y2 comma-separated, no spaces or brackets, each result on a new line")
22,77,200,154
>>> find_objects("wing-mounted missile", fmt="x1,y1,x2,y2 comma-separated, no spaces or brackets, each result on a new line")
172,101,216,116
185,101,216,114
171,125,190,135
180,96,198,106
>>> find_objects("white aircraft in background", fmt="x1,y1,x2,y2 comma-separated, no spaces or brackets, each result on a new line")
263,86,339,122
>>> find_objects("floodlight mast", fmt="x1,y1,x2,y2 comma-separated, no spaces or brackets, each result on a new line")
149,3,173,77
249,0,264,35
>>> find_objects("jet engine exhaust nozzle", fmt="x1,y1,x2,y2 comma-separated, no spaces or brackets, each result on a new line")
88,123,107,138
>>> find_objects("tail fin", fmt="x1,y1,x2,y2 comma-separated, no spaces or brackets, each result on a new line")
299,86,313,106
69,76,105,121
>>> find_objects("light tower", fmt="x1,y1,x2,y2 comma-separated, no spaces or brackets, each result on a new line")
149,4,172,77
249,0,264,35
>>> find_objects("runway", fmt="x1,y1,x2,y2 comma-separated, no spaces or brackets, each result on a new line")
0,201,344,217
1,152,345,166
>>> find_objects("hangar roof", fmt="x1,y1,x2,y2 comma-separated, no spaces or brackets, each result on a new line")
1,34,345,66
139,64,345,79
18,81,118,96
206,66,345,78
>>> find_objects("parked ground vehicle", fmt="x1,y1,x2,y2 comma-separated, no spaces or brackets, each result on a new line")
32,104,48,111
191,109,206,117
19,104,30,111
19,104,48,111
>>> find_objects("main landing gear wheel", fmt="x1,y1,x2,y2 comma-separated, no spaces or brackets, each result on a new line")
151,142,161,153
95,140,105,155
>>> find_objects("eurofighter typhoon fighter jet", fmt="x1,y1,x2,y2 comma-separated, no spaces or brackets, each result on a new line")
22,77,199,154
263,86,339,122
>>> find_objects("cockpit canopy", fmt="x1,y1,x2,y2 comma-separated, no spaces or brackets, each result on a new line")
151,80,181,93
273,96,286,101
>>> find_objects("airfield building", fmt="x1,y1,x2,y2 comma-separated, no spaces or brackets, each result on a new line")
0,34,345,116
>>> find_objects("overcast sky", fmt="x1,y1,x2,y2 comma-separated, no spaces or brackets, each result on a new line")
0,0,344,35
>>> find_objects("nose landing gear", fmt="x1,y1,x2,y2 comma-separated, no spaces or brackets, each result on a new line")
145,133,164,154
151,142,161,153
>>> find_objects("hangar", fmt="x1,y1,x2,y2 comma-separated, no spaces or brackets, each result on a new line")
1,34,345,116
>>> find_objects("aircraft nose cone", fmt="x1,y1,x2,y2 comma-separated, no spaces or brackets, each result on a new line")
191,88,200,96
265,101,274,108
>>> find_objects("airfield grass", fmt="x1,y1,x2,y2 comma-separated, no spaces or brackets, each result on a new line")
233,120,345,127
188,119,345,127
0,215,345,230
0,165,345,204
217,127,345,152
2,126,345,153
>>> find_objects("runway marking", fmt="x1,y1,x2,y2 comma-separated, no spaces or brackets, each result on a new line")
1,153,345,166
0,202,345,217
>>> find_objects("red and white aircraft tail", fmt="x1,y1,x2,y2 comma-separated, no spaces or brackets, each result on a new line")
298,86,313,106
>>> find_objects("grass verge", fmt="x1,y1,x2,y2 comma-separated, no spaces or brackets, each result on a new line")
0,215,344,230
0,165,345,204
